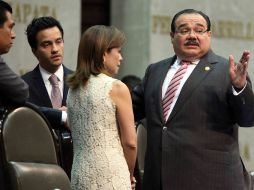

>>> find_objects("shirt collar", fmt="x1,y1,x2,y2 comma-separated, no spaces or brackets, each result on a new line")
39,64,64,83
175,57,200,67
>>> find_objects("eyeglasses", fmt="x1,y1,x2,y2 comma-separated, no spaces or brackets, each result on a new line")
175,28,208,36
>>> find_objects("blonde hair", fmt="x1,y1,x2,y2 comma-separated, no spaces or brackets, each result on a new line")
67,25,125,89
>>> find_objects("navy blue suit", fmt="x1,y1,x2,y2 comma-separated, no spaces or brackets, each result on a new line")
22,64,72,128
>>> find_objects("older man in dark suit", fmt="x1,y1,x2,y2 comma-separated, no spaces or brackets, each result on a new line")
0,2,29,189
132,9,254,190
0,1,28,107
21,16,73,178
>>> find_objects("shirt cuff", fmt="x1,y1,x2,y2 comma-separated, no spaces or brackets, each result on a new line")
61,110,67,124
232,82,247,95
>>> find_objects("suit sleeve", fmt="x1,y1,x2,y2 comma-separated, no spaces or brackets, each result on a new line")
229,77,254,127
132,64,153,122
39,107,63,129
0,62,29,106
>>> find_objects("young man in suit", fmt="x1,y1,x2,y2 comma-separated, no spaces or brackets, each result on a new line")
22,16,73,178
0,1,28,107
132,9,254,190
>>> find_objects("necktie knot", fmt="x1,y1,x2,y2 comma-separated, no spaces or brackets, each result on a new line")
181,60,191,66
49,74,59,86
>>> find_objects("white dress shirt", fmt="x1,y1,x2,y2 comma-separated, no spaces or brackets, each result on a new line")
39,64,67,124
39,64,64,99
162,58,198,121
162,57,246,121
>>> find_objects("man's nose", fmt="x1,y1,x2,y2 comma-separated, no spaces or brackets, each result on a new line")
188,30,197,36
11,30,16,39
51,43,59,53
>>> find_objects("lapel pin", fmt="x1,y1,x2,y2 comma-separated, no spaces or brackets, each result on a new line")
205,66,210,71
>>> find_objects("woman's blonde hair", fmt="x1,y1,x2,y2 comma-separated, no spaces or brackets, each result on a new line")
67,25,125,89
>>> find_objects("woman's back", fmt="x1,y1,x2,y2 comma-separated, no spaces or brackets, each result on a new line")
67,73,131,190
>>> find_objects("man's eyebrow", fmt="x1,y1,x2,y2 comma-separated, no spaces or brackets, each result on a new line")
177,23,189,29
177,23,206,29
56,37,63,41
40,40,52,44
195,23,206,28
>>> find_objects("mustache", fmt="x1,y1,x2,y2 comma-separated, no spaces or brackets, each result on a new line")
185,40,199,46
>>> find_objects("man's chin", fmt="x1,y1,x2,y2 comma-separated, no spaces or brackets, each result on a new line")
0,48,11,55
52,60,63,66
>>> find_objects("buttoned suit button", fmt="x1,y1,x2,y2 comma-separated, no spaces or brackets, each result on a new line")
163,126,167,131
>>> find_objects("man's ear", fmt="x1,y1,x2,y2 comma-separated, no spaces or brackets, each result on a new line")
207,30,212,37
170,32,174,42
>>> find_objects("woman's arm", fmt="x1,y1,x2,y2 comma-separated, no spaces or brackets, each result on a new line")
110,80,137,176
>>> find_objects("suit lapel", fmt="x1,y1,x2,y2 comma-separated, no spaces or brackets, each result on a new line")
62,66,72,106
32,66,53,107
167,50,218,123
157,57,176,123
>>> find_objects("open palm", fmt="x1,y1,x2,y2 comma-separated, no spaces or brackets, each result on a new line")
229,50,250,89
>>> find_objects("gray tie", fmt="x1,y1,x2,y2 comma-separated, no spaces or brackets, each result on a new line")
49,74,62,108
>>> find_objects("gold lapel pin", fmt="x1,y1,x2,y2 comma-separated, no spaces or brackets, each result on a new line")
205,66,210,71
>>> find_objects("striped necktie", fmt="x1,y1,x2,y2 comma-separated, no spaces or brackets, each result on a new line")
49,74,62,108
162,61,190,121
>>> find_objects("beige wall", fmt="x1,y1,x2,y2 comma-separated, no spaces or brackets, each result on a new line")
111,0,151,79
112,0,254,80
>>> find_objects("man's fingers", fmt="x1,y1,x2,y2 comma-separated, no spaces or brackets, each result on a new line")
239,50,250,64
229,55,236,75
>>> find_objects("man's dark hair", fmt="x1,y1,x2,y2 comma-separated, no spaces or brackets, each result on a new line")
0,1,12,27
121,75,141,92
26,16,64,49
171,9,211,33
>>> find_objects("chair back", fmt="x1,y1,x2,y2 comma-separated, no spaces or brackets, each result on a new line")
0,103,70,190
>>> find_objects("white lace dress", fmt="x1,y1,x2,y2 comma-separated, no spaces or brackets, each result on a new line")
67,73,131,190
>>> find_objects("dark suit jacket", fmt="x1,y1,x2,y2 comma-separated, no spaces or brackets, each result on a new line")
0,61,29,107
132,50,254,190
0,59,29,190
22,64,73,128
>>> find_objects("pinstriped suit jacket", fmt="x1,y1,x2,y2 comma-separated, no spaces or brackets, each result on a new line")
132,50,254,190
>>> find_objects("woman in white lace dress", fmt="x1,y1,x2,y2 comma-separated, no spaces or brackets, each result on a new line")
67,25,137,190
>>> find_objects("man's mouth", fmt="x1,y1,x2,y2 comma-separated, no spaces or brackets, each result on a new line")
51,55,61,60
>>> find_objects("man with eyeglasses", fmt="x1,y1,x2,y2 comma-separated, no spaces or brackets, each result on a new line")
132,9,254,190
